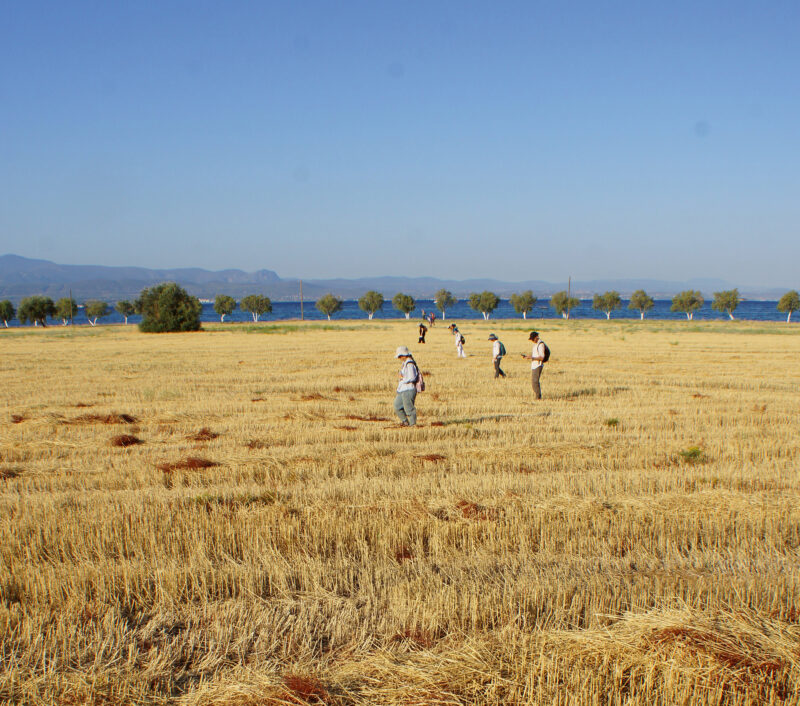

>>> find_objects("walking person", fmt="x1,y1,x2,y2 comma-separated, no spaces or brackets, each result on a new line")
488,333,506,378
522,331,547,400
393,346,419,426
418,322,427,344
449,324,466,358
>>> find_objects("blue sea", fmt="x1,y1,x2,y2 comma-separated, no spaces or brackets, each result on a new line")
6,298,793,327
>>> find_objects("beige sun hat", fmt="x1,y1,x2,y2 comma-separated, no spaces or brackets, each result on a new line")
395,346,411,357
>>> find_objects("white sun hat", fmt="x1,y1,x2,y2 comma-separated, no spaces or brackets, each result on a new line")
395,346,411,357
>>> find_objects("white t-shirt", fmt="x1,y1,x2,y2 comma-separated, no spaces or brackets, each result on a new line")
492,340,501,359
531,341,545,370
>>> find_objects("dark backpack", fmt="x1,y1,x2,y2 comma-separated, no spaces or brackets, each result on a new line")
460,334,465,345
542,343,551,362
498,341,506,357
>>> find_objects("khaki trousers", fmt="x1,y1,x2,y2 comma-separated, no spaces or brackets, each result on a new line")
531,366,543,399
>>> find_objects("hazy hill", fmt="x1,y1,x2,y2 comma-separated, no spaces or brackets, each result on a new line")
0,254,787,302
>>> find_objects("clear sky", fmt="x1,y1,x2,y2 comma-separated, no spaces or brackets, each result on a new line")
1,1,798,286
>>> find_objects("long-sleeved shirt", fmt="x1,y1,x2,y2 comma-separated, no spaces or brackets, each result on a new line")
397,359,419,392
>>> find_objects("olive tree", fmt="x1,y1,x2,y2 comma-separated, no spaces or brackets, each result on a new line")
358,291,384,319
550,290,579,319
0,300,15,327
592,291,621,320
136,283,202,332
711,289,740,320
214,294,237,322
392,293,416,319
55,297,78,325
628,289,654,320
240,294,272,322
434,289,457,319
671,290,704,320
777,290,799,322
85,300,110,326
18,296,56,327
115,300,136,324
509,290,536,319
468,291,499,320
316,293,343,320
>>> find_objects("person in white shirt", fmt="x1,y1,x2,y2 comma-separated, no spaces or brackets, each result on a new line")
521,331,546,399
488,333,506,378
393,346,419,426
449,324,466,358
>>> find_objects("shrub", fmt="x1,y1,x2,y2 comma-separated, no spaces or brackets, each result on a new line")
136,283,202,333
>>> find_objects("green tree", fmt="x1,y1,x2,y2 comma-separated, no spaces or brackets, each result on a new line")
509,290,536,319
671,290,704,320
85,300,110,326
136,283,202,333
777,290,800,323
55,297,78,326
316,293,343,320
392,292,416,319
240,294,272,322
214,294,237,323
592,291,622,320
0,300,15,328
115,300,136,324
468,291,500,319
550,290,580,319
18,296,56,327
711,289,740,320
434,289,457,319
628,289,654,320
358,290,384,320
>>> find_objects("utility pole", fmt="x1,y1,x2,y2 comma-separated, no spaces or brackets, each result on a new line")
299,280,304,321
69,288,73,326
567,276,572,320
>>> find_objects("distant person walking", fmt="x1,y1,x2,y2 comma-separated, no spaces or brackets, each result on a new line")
418,323,427,344
488,333,506,378
393,346,419,426
522,331,547,400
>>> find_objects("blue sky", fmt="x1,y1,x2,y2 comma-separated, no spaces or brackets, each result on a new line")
1,1,798,286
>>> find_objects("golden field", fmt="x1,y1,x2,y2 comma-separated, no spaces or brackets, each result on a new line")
1,318,799,705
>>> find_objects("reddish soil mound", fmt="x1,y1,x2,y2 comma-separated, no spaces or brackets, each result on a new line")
300,393,326,401
415,454,446,462
692,393,708,399
156,457,218,472
336,426,358,431
251,397,267,402
73,402,94,408
187,427,219,442
10,414,26,424
71,413,137,425
395,546,414,563
456,500,498,521
110,434,143,448
429,421,445,427
0,468,21,480
283,675,330,704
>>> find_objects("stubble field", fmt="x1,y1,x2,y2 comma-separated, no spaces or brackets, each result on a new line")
1,318,799,705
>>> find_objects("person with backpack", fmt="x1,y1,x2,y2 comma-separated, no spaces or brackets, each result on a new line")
393,346,420,426
449,324,466,358
418,322,427,344
488,333,506,378
521,331,548,400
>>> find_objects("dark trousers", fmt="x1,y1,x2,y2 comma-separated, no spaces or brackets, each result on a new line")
493,357,506,378
531,366,543,399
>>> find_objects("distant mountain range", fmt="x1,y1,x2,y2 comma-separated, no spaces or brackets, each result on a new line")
0,254,789,302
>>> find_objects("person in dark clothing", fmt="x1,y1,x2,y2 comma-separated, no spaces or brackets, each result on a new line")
418,323,428,343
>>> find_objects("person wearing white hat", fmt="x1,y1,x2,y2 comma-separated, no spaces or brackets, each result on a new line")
393,346,419,426
449,323,466,358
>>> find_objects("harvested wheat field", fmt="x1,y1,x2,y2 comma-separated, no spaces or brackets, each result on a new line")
1,319,799,705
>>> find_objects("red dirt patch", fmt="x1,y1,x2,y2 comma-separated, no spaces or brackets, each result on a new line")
70,413,137,425
395,546,414,563
332,386,343,393
282,675,330,704
10,414,26,424
344,414,390,422
415,454,446,462
456,500,498,521
336,426,358,431
245,439,268,450
156,457,218,472
110,434,143,448
300,393,326,401
187,427,219,442
73,402,94,408
421,370,433,376
251,397,267,402
692,393,708,399
429,421,445,427
0,468,21,480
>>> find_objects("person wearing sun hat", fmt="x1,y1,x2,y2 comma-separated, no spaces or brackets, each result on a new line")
488,333,506,378
393,346,419,426
521,331,547,400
